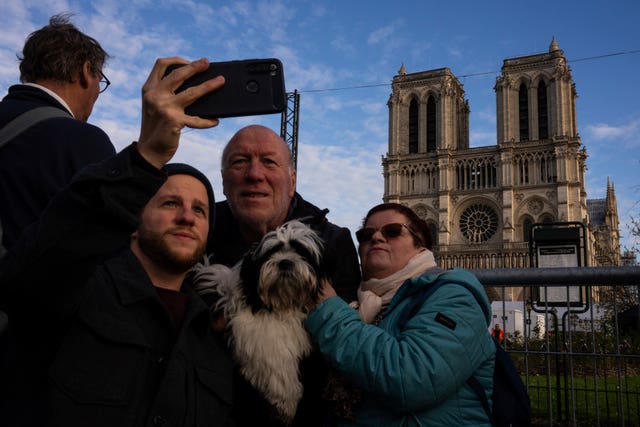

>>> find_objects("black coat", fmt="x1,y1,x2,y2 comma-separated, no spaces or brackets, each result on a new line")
208,195,361,427
0,145,233,427
0,84,115,249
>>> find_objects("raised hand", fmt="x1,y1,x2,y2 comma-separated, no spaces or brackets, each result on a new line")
137,57,225,168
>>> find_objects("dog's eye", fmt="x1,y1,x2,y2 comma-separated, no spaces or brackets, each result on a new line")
261,242,284,260
290,240,317,262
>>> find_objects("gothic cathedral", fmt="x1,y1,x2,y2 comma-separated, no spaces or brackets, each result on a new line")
383,38,620,274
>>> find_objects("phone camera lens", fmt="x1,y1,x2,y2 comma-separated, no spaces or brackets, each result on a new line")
246,80,259,93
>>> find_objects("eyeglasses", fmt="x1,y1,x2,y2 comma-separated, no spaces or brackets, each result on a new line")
355,223,423,245
98,70,110,93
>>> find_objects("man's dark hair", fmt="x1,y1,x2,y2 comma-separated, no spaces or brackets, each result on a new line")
18,13,110,84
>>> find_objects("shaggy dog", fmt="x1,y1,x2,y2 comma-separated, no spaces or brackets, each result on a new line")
192,220,329,424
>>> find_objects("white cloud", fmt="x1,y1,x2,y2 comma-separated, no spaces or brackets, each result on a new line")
585,118,640,144
368,24,396,46
296,143,385,232
474,108,496,125
330,35,357,55
448,48,463,59
469,130,496,147
267,44,334,92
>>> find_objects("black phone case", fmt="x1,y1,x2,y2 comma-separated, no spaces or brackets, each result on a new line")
165,58,286,118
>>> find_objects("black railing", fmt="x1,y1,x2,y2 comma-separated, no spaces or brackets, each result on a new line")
468,266,640,426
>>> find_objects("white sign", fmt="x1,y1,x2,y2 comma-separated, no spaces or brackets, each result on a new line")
538,245,578,268
537,245,583,305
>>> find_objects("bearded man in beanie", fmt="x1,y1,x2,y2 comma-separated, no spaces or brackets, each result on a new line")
0,57,232,427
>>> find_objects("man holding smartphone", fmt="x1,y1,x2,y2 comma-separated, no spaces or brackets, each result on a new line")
0,58,233,427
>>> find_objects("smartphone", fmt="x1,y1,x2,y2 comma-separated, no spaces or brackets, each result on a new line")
165,58,286,119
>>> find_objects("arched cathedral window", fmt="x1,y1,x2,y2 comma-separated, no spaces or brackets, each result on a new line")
519,83,529,142
427,96,436,152
523,217,533,242
409,98,419,153
456,157,497,190
538,81,548,139
518,157,529,185
428,222,438,248
539,153,557,183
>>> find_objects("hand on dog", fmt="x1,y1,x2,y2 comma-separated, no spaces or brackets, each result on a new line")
210,312,227,332
318,279,338,305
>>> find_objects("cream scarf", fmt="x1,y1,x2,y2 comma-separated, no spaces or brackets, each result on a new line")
352,249,437,323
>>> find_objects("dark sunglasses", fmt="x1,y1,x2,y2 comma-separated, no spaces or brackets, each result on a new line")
355,223,423,245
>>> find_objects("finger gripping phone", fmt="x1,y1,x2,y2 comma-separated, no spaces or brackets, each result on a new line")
165,58,286,119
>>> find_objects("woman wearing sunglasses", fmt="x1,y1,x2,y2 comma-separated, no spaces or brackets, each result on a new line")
306,203,495,426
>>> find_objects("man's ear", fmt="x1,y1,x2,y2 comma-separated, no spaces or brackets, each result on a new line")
289,169,297,198
221,174,228,198
79,60,92,89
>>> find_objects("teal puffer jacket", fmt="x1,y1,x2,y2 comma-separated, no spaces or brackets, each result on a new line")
306,268,495,427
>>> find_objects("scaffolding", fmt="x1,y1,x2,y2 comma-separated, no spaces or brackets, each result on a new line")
279,90,300,171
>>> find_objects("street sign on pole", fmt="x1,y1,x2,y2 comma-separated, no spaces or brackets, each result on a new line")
530,222,587,307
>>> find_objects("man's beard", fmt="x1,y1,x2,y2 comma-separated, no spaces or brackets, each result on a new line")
137,226,205,274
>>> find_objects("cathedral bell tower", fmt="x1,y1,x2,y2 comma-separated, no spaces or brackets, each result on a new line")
381,39,617,279
494,38,588,232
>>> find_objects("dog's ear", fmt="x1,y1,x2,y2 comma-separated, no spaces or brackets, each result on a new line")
239,248,264,312
239,249,259,283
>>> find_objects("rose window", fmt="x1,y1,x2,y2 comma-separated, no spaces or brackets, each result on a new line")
459,204,499,243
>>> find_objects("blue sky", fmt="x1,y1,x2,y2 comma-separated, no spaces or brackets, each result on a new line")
1,0,639,257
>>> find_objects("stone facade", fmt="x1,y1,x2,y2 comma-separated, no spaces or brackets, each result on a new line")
383,38,621,298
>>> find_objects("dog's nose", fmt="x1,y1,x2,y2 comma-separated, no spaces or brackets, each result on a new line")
278,259,295,271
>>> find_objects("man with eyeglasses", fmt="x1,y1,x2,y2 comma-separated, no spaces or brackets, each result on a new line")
0,13,115,252
0,12,115,405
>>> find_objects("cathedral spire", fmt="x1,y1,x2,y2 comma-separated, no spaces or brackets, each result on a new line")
606,177,617,210
549,36,559,52
398,63,406,76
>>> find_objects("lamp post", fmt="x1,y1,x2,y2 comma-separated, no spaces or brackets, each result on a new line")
549,307,562,422
525,298,532,339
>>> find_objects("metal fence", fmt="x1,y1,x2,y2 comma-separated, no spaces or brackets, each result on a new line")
469,266,640,427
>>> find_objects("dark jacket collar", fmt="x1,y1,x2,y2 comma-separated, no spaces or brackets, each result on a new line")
106,248,210,328
5,84,68,111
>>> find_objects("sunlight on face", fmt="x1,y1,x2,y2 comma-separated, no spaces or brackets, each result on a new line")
132,174,209,274
359,209,423,280
222,125,296,239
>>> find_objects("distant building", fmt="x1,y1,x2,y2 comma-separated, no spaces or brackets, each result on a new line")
587,180,621,266
621,250,638,266
383,38,621,300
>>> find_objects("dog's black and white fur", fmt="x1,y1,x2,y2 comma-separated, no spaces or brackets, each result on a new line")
192,220,329,424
